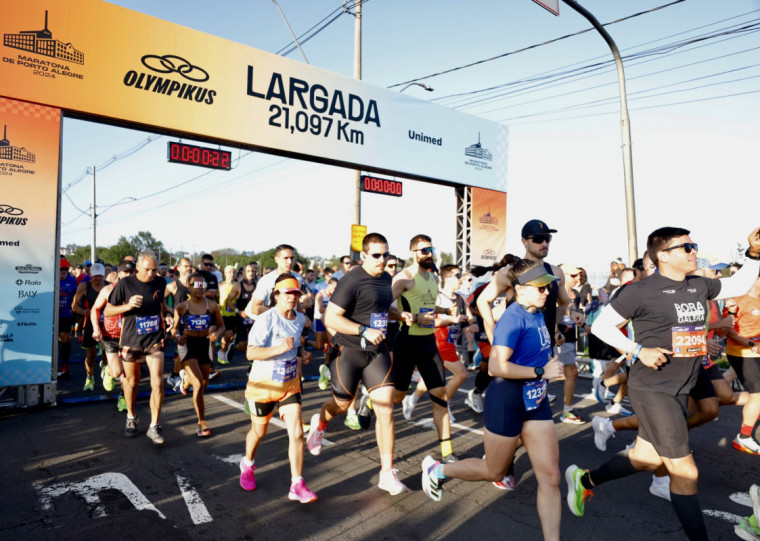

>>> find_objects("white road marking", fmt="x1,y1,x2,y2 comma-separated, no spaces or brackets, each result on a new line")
702,509,742,523
217,453,244,466
175,473,213,524
35,472,166,519
729,492,752,508
212,394,334,446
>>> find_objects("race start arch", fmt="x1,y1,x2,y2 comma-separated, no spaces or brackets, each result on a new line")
0,0,508,399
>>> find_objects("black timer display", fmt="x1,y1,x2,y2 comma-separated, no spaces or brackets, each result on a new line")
167,141,231,170
360,175,402,197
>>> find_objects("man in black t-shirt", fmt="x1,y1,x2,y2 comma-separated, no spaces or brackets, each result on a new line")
566,225,760,541
105,251,168,445
199,253,220,301
306,233,409,496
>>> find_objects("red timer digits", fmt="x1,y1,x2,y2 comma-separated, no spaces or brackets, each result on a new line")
167,142,231,170
360,175,402,197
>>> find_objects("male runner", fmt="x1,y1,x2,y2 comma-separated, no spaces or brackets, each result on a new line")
57,258,78,379
392,234,457,462
165,257,193,389
105,251,168,444
245,244,303,318
566,226,760,541
306,233,408,495
476,219,585,423
71,262,108,391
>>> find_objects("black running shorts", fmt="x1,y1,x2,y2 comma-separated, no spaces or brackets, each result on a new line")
328,344,394,401
628,388,691,459
392,331,445,392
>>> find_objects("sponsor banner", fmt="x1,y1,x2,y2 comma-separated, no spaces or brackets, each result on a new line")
0,97,59,385
471,187,507,267
0,0,508,190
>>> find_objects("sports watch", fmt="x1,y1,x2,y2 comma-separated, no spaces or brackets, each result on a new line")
357,325,367,336
534,366,545,379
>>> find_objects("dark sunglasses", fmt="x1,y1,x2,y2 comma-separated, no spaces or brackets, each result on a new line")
386,263,397,268
529,234,552,244
414,247,434,255
535,285,551,293
204,262,215,267
368,252,390,259
662,242,698,254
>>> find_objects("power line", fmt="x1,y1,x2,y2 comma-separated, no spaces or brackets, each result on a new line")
387,0,687,89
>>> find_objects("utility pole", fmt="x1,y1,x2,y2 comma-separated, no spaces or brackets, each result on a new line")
562,0,638,264
352,0,362,259
91,165,96,263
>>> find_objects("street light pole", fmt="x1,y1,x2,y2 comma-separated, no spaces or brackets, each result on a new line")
562,0,638,264
91,165,96,263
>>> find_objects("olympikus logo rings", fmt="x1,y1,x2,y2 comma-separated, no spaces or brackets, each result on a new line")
0,205,24,215
141,54,209,82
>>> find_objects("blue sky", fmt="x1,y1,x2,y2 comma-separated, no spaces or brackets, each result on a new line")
60,0,760,284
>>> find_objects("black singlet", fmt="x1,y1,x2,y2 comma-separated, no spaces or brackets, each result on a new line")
109,275,167,349
236,280,255,312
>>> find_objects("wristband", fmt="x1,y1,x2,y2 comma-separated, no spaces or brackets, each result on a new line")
746,248,760,261
628,344,643,366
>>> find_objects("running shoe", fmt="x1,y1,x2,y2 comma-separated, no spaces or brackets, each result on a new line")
465,389,484,414
467,362,480,372
179,369,189,396
560,410,585,425
443,454,459,464
344,413,361,431
751,484,760,524
116,394,127,412
317,364,331,391
421,455,443,502
146,424,165,445
243,398,251,416
734,435,760,455
288,479,318,503
57,366,70,379
492,474,516,491
101,361,115,392
592,377,606,405
649,474,671,501
239,458,256,491
307,413,324,456
591,416,615,452
197,422,211,437
448,405,456,424
217,353,229,365
565,465,593,517
735,516,760,541
548,393,557,404
166,374,181,391
605,401,632,416
209,369,220,380
124,417,139,438
402,395,415,421
83,377,95,392
378,469,408,496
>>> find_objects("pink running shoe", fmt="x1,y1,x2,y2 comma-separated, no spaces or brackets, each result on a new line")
492,474,516,491
288,479,318,503
239,458,256,491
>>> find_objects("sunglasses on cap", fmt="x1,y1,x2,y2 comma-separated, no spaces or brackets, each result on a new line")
366,251,390,259
662,242,698,254
528,234,552,244
414,247,434,255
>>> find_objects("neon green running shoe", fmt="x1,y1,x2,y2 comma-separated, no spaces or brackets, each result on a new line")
83,377,95,392
565,464,593,517
117,394,127,412
101,361,115,392
344,413,361,430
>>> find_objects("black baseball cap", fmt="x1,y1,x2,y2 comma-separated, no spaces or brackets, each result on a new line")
119,259,136,272
521,219,557,238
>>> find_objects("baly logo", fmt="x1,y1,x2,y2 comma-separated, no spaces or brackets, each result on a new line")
15,263,42,274
123,54,217,105
3,10,85,80
0,204,28,226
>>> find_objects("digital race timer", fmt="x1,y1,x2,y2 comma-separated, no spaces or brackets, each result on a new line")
360,175,402,197
167,141,231,170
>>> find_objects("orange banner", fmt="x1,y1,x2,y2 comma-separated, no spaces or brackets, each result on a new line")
0,97,61,385
471,188,507,266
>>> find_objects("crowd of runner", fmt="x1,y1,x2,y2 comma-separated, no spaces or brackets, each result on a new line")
56,220,760,540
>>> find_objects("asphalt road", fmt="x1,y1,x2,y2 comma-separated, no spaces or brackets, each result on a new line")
1,349,756,541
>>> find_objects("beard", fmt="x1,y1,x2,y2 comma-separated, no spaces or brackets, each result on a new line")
418,258,434,269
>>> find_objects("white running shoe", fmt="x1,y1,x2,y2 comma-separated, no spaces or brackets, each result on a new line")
751,483,760,524
465,389,484,414
605,401,632,416
402,395,415,421
649,474,671,501
306,413,324,456
447,404,456,424
378,469,408,496
592,416,615,452
734,435,760,455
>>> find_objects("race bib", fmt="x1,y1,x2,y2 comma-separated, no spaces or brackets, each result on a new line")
272,357,297,383
370,312,389,336
561,314,575,327
135,314,160,335
671,325,707,357
242,317,253,325
523,379,547,411
418,307,435,328
186,314,210,332
447,326,460,345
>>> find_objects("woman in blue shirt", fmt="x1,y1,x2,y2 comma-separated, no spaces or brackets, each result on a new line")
421,256,564,541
